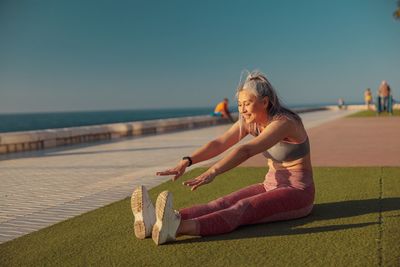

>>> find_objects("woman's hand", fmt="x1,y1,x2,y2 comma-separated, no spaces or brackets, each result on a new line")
156,160,190,181
183,169,217,191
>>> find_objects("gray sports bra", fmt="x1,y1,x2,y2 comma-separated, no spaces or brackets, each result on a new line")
254,128,310,162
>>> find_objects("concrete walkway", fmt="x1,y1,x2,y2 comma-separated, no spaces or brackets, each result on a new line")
0,109,357,243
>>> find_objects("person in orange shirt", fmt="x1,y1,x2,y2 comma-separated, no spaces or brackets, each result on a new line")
213,98,234,122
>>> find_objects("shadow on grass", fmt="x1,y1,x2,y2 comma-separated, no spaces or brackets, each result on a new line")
172,197,400,244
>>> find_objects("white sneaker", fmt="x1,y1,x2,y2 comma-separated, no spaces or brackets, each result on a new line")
152,191,181,245
131,185,156,239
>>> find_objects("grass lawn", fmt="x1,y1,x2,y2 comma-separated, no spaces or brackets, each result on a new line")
347,109,400,117
0,167,399,267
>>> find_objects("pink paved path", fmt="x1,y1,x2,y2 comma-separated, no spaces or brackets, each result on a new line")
241,116,400,167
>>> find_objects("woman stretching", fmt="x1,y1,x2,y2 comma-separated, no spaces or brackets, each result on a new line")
131,71,315,245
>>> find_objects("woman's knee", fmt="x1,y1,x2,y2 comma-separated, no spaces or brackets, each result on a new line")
208,197,231,210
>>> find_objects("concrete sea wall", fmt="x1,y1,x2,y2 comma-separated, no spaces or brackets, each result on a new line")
0,104,395,155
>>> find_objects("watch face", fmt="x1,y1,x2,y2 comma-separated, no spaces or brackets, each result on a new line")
183,157,192,166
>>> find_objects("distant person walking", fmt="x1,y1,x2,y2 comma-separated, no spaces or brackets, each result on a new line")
337,98,346,110
213,98,234,122
131,70,315,245
377,80,393,115
364,88,373,110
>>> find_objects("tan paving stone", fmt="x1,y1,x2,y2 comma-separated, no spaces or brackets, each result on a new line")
241,116,400,167
308,117,400,166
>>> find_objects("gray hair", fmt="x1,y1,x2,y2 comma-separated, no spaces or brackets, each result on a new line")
236,70,302,137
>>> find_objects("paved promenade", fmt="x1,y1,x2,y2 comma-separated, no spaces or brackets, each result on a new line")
0,109,357,243
241,116,400,167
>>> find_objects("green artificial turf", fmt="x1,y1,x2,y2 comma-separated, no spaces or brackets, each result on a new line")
347,109,400,117
0,167,399,267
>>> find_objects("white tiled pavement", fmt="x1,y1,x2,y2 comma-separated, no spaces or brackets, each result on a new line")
0,109,357,243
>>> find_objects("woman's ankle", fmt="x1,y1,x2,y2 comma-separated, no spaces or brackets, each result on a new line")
177,219,199,236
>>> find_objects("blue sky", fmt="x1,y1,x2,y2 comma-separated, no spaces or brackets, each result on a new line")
0,0,399,113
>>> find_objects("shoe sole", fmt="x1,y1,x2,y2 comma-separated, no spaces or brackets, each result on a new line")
131,185,155,239
152,191,172,245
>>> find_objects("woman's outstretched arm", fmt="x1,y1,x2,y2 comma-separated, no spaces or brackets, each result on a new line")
156,121,247,180
184,119,292,190
187,121,245,165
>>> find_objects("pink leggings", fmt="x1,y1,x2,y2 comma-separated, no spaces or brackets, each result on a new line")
179,171,315,236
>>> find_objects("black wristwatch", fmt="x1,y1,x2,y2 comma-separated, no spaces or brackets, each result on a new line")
182,156,193,166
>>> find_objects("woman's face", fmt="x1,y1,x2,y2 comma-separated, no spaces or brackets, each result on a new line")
237,90,268,124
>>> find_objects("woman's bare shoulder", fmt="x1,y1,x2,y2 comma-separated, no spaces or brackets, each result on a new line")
269,116,307,141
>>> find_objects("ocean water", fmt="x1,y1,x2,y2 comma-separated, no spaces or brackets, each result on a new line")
0,107,217,133
0,103,336,133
